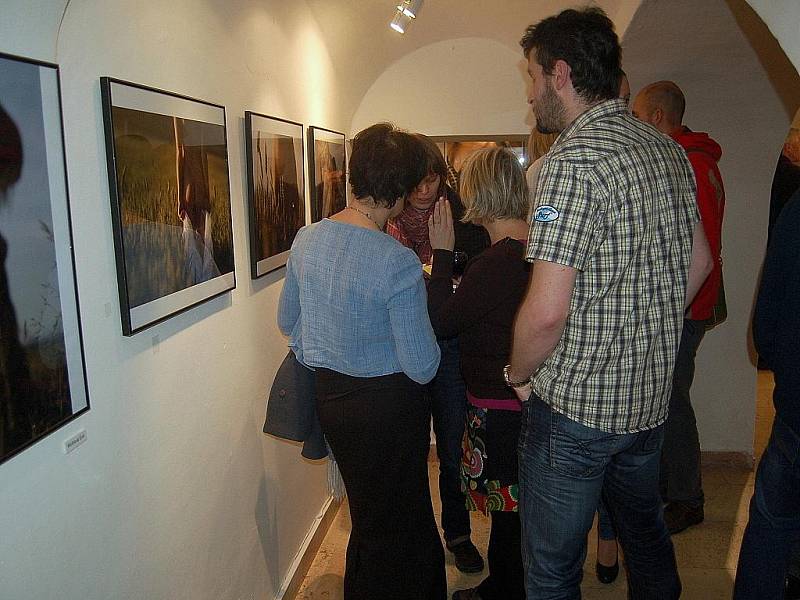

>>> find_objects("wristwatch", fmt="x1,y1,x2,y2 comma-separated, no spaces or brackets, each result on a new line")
503,364,532,388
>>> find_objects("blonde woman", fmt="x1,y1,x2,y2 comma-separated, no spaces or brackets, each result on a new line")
427,147,530,600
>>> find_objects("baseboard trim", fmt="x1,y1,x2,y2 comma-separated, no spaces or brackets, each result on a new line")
701,450,754,470
275,494,341,600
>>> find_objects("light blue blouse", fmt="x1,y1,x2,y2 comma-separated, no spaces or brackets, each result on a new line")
277,219,440,385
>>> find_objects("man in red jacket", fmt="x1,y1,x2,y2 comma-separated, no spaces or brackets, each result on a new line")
632,81,725,534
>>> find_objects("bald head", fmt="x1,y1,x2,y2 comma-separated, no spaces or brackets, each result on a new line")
631,81,685,135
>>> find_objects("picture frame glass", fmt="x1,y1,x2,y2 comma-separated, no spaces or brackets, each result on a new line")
245,113,305,277
101,79,236,335
309,127,346,223
0,52,89,464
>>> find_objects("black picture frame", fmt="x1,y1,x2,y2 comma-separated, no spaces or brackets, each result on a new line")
100,77,236,335
308,126,346,223
0,51,90,465
244,112,305,277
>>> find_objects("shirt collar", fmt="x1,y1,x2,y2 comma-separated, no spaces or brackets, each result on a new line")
553,98,629,147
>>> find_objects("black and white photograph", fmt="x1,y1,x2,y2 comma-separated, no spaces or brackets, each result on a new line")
100,78,235,335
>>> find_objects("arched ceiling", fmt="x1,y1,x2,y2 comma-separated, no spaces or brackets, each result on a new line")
305,0,642,125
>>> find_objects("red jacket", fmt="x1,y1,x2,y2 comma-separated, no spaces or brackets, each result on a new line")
672,127,725,321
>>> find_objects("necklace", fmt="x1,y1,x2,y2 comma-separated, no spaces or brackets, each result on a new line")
347,204,382,230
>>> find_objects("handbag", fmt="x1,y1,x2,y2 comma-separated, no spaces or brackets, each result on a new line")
263,350,328,460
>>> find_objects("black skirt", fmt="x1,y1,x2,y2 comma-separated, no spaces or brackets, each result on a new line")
315,368,446,600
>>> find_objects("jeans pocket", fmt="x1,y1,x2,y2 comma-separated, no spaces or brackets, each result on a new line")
549,415,617,478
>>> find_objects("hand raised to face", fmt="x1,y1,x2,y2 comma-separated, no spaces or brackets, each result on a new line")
428,198,455,252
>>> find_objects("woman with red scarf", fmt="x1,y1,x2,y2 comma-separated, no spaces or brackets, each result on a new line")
386,134,490,573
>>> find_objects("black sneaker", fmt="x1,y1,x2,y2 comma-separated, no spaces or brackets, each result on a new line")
446,539,484,573
664,502,704,534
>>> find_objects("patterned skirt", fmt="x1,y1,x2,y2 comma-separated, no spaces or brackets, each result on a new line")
461,404,522,514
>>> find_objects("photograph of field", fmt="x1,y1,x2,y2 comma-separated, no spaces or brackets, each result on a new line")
102,78,236,334
245,113,304,277
309,127,346,223
1,52,89,464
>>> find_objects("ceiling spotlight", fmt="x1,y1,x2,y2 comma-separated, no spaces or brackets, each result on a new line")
390,10,412,34
396,0,423,19
390,0,422,34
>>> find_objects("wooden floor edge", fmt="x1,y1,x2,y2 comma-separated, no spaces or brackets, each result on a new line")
280,495,342,600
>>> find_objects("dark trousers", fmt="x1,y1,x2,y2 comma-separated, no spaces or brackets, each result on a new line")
316,369,446,600
477,510,525,600
519,395,680,599
660,318,706,507
429,338,471,543
734,417,800,599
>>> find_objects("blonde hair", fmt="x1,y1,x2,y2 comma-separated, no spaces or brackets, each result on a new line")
459,147,529,223
527,129,558,163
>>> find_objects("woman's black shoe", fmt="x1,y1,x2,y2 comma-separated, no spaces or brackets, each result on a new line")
595,538,619,584
595,559,619,584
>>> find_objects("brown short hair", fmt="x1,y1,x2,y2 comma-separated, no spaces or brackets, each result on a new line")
348,123,427,208
459,147,529,223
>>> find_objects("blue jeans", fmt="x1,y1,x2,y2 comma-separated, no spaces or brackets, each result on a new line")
518,395,681,599
429,338,471,543
734,417,800,599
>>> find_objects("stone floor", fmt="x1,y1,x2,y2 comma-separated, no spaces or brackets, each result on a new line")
295,372,775,599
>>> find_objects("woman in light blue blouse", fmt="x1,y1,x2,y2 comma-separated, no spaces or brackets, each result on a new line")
278,123,444,600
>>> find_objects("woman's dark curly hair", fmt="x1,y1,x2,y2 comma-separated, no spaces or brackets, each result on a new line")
348,123,427,208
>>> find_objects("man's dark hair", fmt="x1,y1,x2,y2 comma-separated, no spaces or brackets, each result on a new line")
349,123,427,208
520,7,622,104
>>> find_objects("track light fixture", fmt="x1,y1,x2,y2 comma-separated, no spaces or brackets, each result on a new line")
389,0,423,34
397,0,423,18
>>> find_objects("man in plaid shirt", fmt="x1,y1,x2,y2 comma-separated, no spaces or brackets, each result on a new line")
505,8,714,598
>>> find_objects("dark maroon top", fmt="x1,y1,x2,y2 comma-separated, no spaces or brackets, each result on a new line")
427,238,530,399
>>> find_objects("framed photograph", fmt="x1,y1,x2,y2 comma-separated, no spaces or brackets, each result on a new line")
0,52,89,464
308,126,346,223
100,78,236,335
244,112,305,277
427,134,529,190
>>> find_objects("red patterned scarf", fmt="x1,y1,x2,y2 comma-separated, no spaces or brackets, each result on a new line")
386,205,434,264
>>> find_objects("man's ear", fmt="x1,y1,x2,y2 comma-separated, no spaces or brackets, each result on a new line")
552,59,571,91
652,107,664,126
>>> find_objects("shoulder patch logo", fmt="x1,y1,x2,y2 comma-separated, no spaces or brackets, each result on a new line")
534,205,560,223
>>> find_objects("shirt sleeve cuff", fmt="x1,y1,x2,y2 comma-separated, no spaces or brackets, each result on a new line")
431,249,455,279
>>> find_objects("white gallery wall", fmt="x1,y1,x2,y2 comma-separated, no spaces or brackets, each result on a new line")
0,1,341,598
622,0,800,454
352,37,531,135
1,1,799,599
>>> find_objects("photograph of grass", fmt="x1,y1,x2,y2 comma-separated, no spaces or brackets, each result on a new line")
0,52,89,464
101,78,235,335
308,126,346,223
244,112,305,277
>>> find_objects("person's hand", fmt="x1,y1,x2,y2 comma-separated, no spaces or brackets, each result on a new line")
428,198,455,251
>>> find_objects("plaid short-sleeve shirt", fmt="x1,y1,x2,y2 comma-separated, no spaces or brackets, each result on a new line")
528,99,699,433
